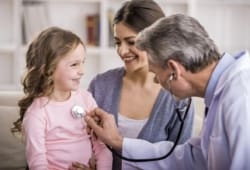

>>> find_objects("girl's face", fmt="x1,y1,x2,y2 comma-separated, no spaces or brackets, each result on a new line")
53,43,85,93
114,22,148,73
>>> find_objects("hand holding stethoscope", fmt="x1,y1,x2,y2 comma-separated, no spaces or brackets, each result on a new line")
85,108,124,151
71,105,85,119
85,97,191,162
84,72,192,162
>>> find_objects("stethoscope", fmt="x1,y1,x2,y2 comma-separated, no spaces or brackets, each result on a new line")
107,73,192,162
70,74,192,162
71,98,191,162
107,97,192,162
71,105,85,119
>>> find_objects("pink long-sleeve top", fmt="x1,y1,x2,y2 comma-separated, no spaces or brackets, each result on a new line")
22,89,112,170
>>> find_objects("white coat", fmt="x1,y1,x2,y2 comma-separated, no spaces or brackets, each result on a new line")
122,51,250,170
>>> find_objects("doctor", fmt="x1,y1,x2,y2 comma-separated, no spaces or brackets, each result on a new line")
85,14,250,169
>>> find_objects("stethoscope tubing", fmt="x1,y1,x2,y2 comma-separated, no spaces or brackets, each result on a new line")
107,97,192,162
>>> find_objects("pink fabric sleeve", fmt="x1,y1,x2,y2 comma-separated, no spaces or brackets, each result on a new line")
92,138,113,170
22,109,48,170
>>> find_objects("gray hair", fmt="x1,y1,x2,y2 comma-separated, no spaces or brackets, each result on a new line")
136,14,221,72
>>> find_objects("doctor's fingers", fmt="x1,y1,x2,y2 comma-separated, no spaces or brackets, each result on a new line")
93,107,110,118
87,108,109,123
85,110,116,130
85,114,104,136
89,108,115,125
85,113,117,141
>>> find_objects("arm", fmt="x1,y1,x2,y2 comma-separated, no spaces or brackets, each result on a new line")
85,108,206,170
222,73,250,170
122,137,206,170
91,138,113,170
22,110,48,169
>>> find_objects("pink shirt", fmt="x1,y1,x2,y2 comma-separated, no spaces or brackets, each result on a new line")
23,89,112,170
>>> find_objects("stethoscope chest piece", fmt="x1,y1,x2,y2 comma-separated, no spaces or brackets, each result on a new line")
71,105,85,119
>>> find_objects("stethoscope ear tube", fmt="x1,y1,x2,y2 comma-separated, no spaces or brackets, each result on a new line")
107,98,192,162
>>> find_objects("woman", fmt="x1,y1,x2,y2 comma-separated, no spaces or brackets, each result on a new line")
71,1,195,170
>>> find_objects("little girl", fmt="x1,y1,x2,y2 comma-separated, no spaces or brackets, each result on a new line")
12,27,112,170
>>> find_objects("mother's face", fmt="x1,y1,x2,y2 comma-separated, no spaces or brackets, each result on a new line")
113,22,149,72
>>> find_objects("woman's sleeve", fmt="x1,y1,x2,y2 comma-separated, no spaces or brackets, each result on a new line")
22,110,48,169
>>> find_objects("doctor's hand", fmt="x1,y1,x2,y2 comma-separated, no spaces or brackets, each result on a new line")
85,108,123,151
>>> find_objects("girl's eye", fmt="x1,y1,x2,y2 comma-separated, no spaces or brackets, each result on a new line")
71,63,78,67
114,41,121,46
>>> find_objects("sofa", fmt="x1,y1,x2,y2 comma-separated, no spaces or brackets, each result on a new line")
0,91,26,170
0,91,204,169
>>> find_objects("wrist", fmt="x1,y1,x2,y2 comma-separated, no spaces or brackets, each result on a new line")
112,135,123,151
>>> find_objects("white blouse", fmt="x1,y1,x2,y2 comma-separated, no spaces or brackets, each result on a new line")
118,113,148,138
118,113,149,170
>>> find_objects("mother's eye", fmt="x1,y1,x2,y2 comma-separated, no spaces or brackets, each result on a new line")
127,40,135,46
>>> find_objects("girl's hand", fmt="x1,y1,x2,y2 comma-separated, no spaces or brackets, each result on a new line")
68,158,96,170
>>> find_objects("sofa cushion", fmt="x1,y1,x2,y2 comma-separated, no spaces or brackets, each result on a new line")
0,106,26,170
0,91,23,107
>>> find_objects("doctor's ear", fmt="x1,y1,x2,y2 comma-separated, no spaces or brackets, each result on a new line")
169,72,176,81
166,60,177,70
166,59,179,70
166,59,182,80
